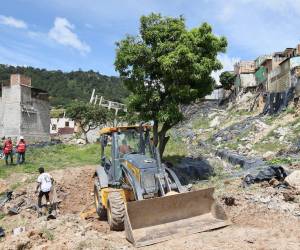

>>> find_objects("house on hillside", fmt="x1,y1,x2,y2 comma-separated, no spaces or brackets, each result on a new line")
0,74,50,143
50,117,75,138
234,61,257,92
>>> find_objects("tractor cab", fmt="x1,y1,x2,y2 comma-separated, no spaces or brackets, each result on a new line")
99,125,156,187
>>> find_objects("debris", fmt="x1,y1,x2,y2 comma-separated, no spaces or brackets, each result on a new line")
0,191,13,208
222,196,236,206
243,165,287,187
285,170,300,190
263,151,276,161
0,227,5,237
8,199,25,215
283,192,295,202
209,116,220,128
76,139,86,145
269,178,280,187
80,207,96,220
13,226,26,236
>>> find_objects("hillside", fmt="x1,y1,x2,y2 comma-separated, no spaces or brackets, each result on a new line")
0,64,129,107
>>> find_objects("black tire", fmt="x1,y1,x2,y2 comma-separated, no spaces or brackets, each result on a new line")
94,182,106,220
107,192,125,231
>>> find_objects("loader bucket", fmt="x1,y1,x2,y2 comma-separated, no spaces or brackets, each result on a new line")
125,187,230,247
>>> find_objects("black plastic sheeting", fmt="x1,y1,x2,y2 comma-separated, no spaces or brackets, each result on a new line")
243,165,287,187
27,140,62,149
216,149,264,169
166,157,214,185
262,88,295,115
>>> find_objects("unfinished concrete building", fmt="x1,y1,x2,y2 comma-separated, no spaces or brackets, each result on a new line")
0,74,50,143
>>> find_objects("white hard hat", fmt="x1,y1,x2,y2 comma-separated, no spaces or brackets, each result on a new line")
19,136,24,140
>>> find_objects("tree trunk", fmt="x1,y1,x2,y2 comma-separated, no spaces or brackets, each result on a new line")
158,122,171,158
80,124,90,144
158,133,169,158
152,120,159,147
83,130,89,144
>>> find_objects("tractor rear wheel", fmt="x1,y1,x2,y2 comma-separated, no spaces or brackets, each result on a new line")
107,192,125,231
94,183,106,220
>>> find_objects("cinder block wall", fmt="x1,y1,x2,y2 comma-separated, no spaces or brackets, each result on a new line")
21,87,50,143
1,83,22,142
0,74,50,143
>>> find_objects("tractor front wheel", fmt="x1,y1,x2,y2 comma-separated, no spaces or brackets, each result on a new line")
107,192,125,231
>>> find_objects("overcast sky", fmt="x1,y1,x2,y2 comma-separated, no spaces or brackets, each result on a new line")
1,0,300,77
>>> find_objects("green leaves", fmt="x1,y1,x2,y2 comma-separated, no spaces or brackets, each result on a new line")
115,13,227,156
219,71,235,90
66,101,112,132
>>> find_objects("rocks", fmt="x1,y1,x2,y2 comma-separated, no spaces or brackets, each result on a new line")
262,151,276,161
13,227,26,236
273,127,290,141
209,116,220,128
76,139,86,145
285,170,300,190
222,196,236,206
283,192,295,202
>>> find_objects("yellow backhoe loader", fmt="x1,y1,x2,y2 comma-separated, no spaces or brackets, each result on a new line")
94,124,230,247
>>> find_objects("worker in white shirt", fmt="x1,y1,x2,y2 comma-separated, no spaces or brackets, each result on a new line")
35,167,53,209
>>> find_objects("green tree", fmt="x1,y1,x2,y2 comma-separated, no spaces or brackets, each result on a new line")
219,71,235,90
115,13,227,157
66,102,111,143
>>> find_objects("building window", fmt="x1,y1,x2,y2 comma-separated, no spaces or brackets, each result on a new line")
52,124,57,130
65,121,69,127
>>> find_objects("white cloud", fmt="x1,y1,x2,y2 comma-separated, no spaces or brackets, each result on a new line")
0,15,27,29
212,54,240,85
48,17,91,54
217,4,235,22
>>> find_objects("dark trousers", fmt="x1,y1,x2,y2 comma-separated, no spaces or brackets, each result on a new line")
17,152,25,164
38,191,50,208
4,152,13,165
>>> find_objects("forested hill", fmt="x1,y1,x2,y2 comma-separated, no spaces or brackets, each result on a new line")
0,64,129,107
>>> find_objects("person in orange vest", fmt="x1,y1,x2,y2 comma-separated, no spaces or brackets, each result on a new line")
16,136,26,165
3,137,13,165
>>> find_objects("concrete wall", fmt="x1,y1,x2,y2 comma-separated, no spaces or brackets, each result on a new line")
20,86,50,143
0,84,22,142
268,59,292,93
0,74,50,143
239,74,257,88
205,88,224,100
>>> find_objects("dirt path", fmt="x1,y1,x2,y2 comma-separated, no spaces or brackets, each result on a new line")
1,165,300,250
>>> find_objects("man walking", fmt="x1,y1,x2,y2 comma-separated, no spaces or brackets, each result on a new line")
36,167,53,212
3,137,13,165
16,136,26,164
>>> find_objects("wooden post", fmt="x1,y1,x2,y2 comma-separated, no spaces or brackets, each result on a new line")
89,89,95,103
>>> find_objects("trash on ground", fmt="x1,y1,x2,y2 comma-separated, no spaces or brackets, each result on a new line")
13,226,26,236
0,227,5,237
242,165,287,187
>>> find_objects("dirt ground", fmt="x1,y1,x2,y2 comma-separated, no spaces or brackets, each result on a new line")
0,165,300,250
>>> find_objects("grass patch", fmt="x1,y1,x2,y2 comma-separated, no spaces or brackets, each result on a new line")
191,117,210,129
164,136,188,164
286,106,296,114
40,228,54,241
0,212,5,220
267,157,299,165
0,144,100,179
253,141,284,153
